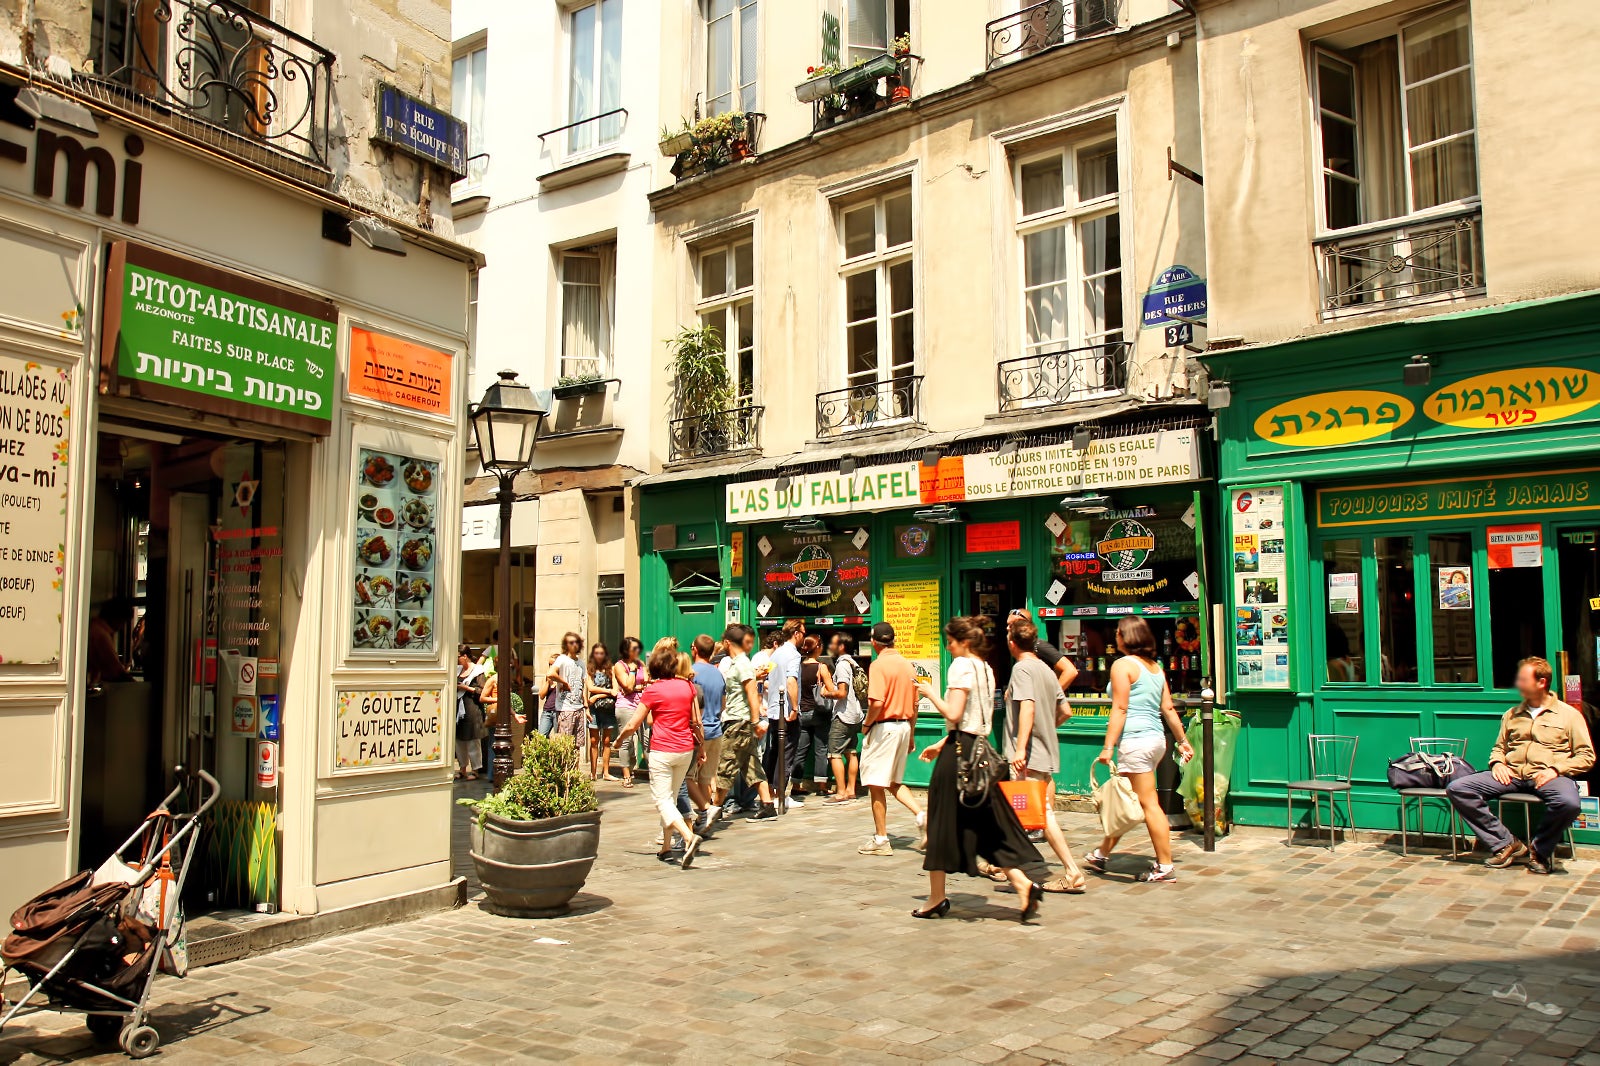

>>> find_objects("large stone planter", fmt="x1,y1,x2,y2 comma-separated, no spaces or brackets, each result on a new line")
469,809,600,917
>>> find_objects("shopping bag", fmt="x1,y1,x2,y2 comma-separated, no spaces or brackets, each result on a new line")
1178,711,1242,832
1090,761,1144,838
998,778,1050,831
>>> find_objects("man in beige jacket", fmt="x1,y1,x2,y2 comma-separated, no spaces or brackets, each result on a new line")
1446,657,1595,874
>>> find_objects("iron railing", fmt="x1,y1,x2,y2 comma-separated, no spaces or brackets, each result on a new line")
986,0,1121,68
668,405,764,461
538,107,629,160
996,342,1129,413
816,375,923,437
85,0,334,167
669,112,765,182
1316,207,1484,315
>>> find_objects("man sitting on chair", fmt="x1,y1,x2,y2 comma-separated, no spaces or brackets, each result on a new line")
1446,657,1594,874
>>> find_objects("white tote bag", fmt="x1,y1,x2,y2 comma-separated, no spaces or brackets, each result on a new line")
1090,761,1145,838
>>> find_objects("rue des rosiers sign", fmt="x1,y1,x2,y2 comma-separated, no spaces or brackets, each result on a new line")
725,429,1201,523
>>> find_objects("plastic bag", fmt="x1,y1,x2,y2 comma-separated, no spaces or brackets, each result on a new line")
1179,711,1241,832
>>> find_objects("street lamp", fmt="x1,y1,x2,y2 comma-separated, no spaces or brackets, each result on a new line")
469,370,551,789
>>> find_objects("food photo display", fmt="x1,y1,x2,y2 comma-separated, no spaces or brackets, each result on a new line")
353,448,437,653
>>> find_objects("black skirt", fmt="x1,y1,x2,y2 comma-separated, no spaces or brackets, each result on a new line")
922,731,1048,879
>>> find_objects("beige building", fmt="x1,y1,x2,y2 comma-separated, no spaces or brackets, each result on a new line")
0,0,476,921
636,0,1219,789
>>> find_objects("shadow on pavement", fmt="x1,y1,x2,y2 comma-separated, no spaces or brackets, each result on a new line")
1178,948,1600,1062
0,991,268,1064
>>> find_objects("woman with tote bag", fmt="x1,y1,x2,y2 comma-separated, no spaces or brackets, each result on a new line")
1085,617,1194,883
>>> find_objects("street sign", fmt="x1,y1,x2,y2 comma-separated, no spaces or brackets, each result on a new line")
1165,322,1194,348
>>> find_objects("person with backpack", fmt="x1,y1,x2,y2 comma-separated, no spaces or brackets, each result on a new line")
824,631,867,803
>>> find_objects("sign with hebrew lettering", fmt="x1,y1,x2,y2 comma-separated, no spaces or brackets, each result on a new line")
1253,390,1414,448
348,327,453,417
100,242,338,436
1423,367,1599,430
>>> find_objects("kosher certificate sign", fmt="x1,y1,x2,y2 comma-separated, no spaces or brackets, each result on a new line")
0,355,71,664
335,688,445,770
101,242,338,436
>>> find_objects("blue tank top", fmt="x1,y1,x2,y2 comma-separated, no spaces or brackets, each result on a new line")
1109,659,1165,739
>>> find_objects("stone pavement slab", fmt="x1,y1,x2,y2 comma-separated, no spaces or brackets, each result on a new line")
3,779,1598,1064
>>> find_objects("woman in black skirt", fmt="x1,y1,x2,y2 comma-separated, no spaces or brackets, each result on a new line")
914,616,1048,922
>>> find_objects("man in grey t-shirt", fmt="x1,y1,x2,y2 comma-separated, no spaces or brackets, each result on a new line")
1005,616,1085,893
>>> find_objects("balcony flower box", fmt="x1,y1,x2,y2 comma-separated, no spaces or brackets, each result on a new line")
659,128,695,157
832,52,901,93
796,71,838,104
552,375,614,400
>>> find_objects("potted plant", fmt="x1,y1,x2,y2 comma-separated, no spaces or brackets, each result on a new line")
458,733,600,917
553,371,609,398
659,120,694,157
888,35,913,102
667,324,735,457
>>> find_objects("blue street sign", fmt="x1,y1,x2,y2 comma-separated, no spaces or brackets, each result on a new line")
1141,264,1208,329
376,84,468,178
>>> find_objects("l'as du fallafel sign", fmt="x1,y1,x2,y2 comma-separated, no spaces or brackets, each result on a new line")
99,241,338,436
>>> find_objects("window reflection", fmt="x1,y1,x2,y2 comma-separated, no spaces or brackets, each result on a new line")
1324,538,1363,683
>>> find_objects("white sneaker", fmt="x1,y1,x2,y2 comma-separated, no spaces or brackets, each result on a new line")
785,795,805,810
694,810,712,834
708,805,724,825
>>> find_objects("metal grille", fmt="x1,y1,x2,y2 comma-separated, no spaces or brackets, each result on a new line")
1316,209,1484,315
185,929,249,968
986,0,1121,69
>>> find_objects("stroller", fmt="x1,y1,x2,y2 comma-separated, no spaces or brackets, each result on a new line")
1,769,218,1058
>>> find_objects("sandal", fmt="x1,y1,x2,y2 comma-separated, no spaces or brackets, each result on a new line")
1041,874,1087,894
464,772,478,781
975,859,1008,884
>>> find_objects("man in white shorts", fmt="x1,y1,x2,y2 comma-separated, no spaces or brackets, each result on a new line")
857,622,926,855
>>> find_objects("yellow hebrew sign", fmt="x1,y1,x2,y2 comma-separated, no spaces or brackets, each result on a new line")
1424,367,1600,430
1252,390,1414,447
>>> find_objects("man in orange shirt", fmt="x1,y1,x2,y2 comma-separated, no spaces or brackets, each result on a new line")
857,622,927,856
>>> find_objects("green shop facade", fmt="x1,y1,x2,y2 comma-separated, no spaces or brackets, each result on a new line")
638,417,1216,791
1207,293,1600,844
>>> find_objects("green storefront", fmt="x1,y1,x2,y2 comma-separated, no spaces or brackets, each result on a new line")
1206,293,1600,843
638,419,1216,793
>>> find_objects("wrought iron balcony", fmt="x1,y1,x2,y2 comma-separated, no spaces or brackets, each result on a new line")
815,376,923,438
1316,207,1484,316
996,342,1129,413
987,0,1121,69
667,112,765,182
807,54,920,133
83,0,334,168
538,108,629,161
668,405,764,462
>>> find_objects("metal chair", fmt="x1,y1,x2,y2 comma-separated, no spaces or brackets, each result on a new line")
1495,793,1577,859
1397,737,1467,858
1285,734,1359,850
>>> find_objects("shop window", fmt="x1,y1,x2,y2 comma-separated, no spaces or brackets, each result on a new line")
1323,539,1363,683
1429,532,1477,684
1557,529,1600,709
1375,536,1417,682
843,0,910,67
1488,557,1545,690
668,556,723,595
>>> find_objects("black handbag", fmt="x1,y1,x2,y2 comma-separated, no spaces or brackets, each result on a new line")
954,659,1003,808
1386,752,1475,790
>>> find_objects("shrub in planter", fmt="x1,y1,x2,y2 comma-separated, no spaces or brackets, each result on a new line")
458,734,600,917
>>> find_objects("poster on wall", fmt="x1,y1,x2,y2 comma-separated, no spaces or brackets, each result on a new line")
1045,504,1200,613
1437,566,1473,610
1231,486,1291,690
758,530,871,615
335,688,445,770
882,578,941,716
0,354,71,664
1486,524,1542,569
352,447,438,654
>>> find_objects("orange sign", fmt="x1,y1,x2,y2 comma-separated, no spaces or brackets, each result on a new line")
349,327,453,415
919,456,965,503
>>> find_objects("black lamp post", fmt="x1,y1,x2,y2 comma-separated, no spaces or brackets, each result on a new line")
469,370,551,789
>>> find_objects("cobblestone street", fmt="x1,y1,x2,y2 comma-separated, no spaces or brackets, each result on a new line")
3,780,1598,1065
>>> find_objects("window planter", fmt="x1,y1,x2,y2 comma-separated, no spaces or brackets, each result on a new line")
552,377,615,399
796,73,836,104
659,130,695,156
832,52,901,92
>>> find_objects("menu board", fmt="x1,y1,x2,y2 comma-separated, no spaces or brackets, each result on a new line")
882,578,941,715
1231,486,1291,690
351,447,438,654
0,355,71,664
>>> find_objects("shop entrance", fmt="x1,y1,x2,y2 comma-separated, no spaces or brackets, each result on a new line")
962,566,1028,695
83,423,289,912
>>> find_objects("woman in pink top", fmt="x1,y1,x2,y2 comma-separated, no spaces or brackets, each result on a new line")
614,642,705,868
